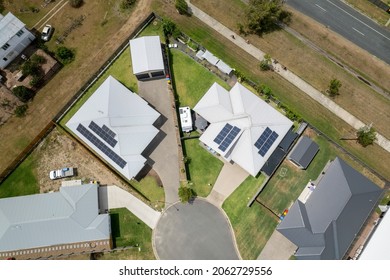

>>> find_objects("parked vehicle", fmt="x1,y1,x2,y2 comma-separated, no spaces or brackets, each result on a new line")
49,167,75,180
41,24,54,41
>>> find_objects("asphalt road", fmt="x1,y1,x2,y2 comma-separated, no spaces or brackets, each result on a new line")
153,199,239,260
286,0,390,65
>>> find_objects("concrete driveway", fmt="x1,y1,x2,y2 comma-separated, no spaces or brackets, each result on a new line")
207,161,249,207
138,79,180,205
153,198,240,260
99,185,161,229
257,229,297,260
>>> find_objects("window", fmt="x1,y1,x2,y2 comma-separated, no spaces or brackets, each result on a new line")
16,29,24,37
1,43,10,51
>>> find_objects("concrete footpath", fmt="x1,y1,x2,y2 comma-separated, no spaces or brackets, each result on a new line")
99,185,161,229
187,1,390,153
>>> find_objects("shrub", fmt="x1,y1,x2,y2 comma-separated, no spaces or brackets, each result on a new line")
327,78,342,97
21,60,41,77
56,46,75,64
178,186,195,203
69,0,83,8
30,76,43,87
175,0,188,15
357,126,377,147
12,86,34,102
14,105,28,118
31,54,46,64
120,0,136,10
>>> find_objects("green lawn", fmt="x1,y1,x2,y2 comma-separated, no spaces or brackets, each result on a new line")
183,139,223,197
170,49,230,107
106,208,155,260
223,174,278,260
59,49,138,126
138,19,165,39
130,176,165,210
0,154,39,198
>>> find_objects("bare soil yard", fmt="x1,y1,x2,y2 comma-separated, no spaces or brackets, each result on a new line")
0,0,152,172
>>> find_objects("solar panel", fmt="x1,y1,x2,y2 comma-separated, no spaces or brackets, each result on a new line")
254,127,272,149
213,123,233,144
258,131,279,157
102,124,116,138
88,121,117,148
218,126,241,152
76,124,127,168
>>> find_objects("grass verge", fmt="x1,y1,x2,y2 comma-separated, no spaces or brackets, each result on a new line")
223,174,277,260
0,153,39,198
106,208,155,259
183,139,223,197
344,0,390,26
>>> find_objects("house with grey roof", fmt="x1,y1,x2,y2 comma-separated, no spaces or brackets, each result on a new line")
0,12,35,69
67,75,160,180
287,136,319,169
129,36,165,80
277,157,382,260
194,82,293,176
0,184,111,260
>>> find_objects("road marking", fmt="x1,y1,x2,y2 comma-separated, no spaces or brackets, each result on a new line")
352,27,365,36
326,0,390,41
315,4,327,12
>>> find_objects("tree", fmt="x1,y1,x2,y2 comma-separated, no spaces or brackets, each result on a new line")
56,46,75,64
357,125,377,147
69,0,83,8
259,54,272,71
12,86,34,102
162,19,177,37
178,186,194,203
120,0,136,10
328,78,342,97
244,0,291,35
14,105,28,117
175,0,189,15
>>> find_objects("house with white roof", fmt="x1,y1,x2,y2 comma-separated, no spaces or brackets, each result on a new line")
194,82,293,176
67,75,160,180
129,36,165,80
0,184,111,260
0,12,35,69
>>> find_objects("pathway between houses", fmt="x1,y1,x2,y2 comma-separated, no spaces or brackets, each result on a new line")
187,1,390,154
99,186,161,229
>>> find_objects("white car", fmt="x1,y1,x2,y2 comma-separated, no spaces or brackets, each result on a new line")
41,24,53,42
49,167,75,180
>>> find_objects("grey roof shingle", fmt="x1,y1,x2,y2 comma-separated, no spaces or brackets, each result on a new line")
277,157,382,260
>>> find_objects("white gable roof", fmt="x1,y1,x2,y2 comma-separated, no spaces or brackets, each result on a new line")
67,76,160,180
0,12,25,47
130,36,164,75
194,82,293,176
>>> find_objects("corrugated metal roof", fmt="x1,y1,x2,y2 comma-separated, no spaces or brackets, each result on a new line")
0,184,110,252
288,136,319,169
194,82,292,176
216,60,233,75
66,76,160,180
277,157,382,260
0,12,25,47
202,50,219,66
129,36,164,75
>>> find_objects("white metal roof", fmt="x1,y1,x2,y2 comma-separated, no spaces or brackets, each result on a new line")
66,76,160,180
0,12,25,47
202,50,219,66
216,60,233,75
194,82,293,176
0,184,110,252
129,36,164,75
359,210,390,260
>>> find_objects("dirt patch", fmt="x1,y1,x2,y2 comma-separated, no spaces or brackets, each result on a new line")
35,127,137,194
0,0,152,171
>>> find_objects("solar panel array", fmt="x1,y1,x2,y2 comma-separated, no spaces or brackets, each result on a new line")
102,124,116,138
214,123,233,144
88,121,117,148
77,124,127,168
219,126,241,152
254,127,279,157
